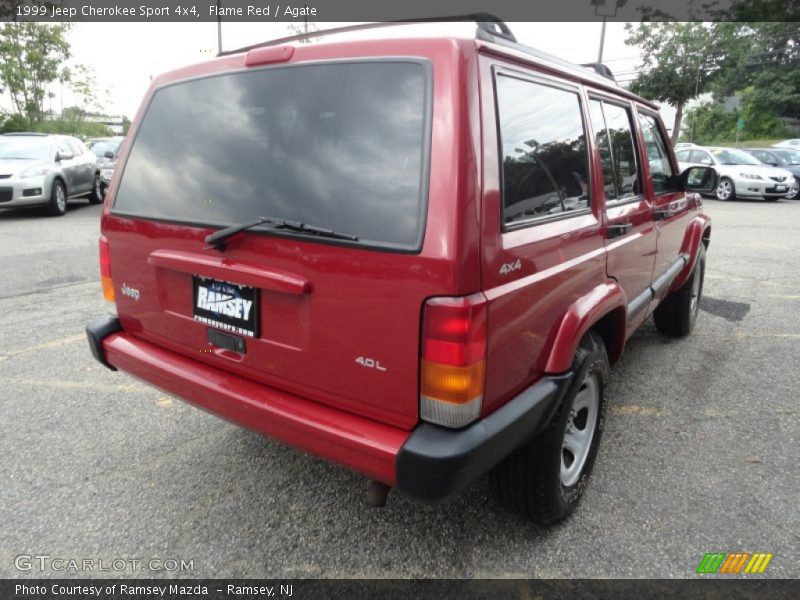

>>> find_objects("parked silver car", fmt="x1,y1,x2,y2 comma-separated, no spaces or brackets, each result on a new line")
0,133,101,216
676,146,795,201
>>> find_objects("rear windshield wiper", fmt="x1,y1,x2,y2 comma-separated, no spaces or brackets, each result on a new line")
205,215,358,251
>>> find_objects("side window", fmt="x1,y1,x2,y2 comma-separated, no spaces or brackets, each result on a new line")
67,138,84,156
496,74,591,226
57,140,72,158
676,149,691,162
692,150,713,165
589,99,640,202
638,113,678,194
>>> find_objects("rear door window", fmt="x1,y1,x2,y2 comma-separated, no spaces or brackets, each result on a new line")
496,74,591,226
113,61,431,250
588,99,641,202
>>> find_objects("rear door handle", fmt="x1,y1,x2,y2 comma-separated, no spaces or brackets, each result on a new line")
606,222,633,239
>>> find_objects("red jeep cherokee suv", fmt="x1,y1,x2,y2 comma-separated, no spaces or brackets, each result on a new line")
87,18,715,525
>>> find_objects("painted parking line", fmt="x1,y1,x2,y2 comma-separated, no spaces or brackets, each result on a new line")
734,332,800,339
0,333,84,363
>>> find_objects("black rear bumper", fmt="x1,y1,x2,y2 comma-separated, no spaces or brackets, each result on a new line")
86,314,122,370
396,372,573,503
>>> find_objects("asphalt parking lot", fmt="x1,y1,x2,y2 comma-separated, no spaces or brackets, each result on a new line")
1,197,798,579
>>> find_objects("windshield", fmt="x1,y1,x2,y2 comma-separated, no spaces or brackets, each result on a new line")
113,61,430,249
773,149,800,165
91,140,120,158
0,139,53,160
710,148,761,166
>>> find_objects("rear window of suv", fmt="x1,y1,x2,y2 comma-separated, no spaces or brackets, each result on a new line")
113,61,431,250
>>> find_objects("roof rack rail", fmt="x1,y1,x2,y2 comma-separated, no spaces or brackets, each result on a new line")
580,62,617,82
217,13,516,57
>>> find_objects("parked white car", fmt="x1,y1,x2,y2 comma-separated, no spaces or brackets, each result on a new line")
676,146,795,201
774,139,800,149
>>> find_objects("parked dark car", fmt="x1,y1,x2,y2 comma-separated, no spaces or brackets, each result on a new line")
744,147,800,200
86,18,715,525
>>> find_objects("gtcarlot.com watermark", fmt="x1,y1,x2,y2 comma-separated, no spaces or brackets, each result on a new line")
15,554,195,573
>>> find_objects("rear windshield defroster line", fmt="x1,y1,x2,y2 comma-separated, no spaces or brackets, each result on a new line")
112,59,432,251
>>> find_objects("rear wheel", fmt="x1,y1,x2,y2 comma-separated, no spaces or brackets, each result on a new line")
715,177,735,201
47,179,67,216
88,173,103,204
490,331,609,526
653,245,706,337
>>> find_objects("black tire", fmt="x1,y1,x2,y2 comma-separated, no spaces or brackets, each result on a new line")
653,245,706,337
88,173,103,204
715,177,735,201
490,331,609,526
47,179,67,216
787,182,799,200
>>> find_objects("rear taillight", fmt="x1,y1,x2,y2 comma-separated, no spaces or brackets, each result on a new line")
99,235,115,303
420,293,487,428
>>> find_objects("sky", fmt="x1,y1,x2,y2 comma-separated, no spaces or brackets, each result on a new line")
8,20,679,130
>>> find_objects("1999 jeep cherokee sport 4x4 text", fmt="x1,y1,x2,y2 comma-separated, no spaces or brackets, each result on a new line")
87,18,716,525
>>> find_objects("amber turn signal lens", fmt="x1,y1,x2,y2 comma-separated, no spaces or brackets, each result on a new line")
420,359,485,405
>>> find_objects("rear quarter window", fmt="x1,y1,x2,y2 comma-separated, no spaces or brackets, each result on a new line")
495,74,591,226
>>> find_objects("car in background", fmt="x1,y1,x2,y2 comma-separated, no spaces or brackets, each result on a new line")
674,142,697,150
87,136,124,168
0,132,101,216
774,139,800,149
99,154,118,199
743,147,800,200
676,146,795,201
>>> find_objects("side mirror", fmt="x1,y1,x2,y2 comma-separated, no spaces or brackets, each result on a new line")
681,166,717,194
104,151,114,159
56,151,74,162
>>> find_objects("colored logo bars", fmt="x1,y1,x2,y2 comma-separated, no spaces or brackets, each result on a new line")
696,552,773,574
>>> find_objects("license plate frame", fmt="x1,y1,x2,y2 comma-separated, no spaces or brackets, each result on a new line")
192,275,259,337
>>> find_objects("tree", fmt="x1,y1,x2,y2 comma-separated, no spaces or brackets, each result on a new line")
624,22,721,143
0,22,71,125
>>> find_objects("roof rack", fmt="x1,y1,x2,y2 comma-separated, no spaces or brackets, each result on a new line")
217,13,516,57
580,62,617,82
217,15,621,91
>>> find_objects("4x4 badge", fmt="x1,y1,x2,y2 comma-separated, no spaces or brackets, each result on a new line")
499,259,522,275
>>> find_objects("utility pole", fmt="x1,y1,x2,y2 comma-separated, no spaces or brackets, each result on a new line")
591,0,628,64
217,0,223,54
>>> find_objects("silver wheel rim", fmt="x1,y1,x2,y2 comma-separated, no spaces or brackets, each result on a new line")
788,183,799,200
56,185,66,211
716,179,732,200
561,372,600,487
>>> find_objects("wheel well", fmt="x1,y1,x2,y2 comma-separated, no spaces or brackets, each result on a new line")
52,176,67,196
702,226,711,249
590,307,625,366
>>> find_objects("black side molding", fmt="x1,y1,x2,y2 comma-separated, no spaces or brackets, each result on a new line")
626,253,690,322
86,315,122,370
396,372,573,503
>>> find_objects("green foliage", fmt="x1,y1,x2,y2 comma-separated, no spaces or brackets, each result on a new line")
682,96,788,145
0,113,31,133
0,22,71,125
624,22,725,142
34,119,113,137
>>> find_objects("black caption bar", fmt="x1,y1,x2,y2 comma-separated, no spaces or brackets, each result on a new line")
1,0,797,22
2,579,798,600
